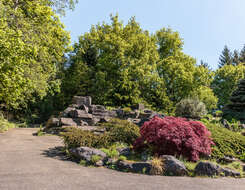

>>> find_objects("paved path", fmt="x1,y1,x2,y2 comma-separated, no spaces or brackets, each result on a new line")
0,128,245,190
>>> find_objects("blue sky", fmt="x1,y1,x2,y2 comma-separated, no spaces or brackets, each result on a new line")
61,0,245,69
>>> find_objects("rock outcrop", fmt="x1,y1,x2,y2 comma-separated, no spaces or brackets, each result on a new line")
223,79,245,123
194,161,241,177
45,96,164,134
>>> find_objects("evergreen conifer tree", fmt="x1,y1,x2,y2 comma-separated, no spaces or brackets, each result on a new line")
218,45,233,68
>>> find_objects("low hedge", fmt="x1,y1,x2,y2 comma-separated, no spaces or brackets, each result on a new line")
201,119,245,159
61,119,140,149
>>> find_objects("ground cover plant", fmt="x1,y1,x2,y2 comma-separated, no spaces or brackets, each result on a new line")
201,119,245,160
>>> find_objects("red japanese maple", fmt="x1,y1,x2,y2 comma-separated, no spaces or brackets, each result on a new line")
133,116,214,161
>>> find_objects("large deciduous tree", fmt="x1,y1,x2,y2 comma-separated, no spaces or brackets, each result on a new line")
212,64,245,108
0,0,70,110
63,15,171,109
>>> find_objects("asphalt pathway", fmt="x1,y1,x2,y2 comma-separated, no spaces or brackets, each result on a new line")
0,128,245,190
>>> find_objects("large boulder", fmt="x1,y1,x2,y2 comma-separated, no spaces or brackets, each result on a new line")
161,155,188,176
72,96,92,107
60,118,77,126
60,107,76,117
116,161,152,174
194,161,221,177
195,161,241,177
69,147,107,162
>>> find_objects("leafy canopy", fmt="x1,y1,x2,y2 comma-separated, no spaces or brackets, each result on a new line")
0,0,70,110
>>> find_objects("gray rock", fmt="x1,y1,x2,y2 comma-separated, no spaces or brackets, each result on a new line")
95,160,104,167
72,110,93,119
60,107,76,117
117,161,151,174
194,161,221,177
117,148,131,157
60,118,77,126
221,167,241,177
218,156,237,163
79,104,89,113
72,96,92,107
46,117,59,128
161,155,188,176
69,147,107,162
89,105,106,113
127,118,141,126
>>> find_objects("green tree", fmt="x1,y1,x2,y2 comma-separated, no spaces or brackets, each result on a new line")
156,29,217,111
218,45,233,68
0,0,70,111
212,64,245,108
233,50,240,66
64,15,171,109
239,44,245,64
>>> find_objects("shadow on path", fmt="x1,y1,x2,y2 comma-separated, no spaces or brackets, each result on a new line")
42,146,73,162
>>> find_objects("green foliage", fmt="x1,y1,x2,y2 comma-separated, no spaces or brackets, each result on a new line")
122,107,132,113
91,155,102,164
101,118,140,146
175,98,207,119
156,31,217,111
212,64,245,108
63,15,172,110
0,0,70,111
201,120,245,159
118,155,127,161
61,127,101,149
0,114,16,133
215,110,223,117
218,45,233,68
100,147,119,159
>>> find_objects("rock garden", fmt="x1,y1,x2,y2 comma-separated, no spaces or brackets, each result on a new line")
43,96,245,178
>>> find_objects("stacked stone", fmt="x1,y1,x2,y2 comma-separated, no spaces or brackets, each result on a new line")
45,96,164,134
223,79,245,123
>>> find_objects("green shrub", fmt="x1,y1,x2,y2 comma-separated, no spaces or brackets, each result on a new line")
101,118,140,146
201,120,245,159
61,127,102,149
122,107,132,113
91,155,102,164
61,119,139,150
175,98,207,119
0,114,16,133
118,155,127,161
101,147,119,158
215,110,223,117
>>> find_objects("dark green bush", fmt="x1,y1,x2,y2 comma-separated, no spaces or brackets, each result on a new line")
101,118,140,146
175,98,207,119
201,120,245,159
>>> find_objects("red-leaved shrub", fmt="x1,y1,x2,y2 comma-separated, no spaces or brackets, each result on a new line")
133,116,214,161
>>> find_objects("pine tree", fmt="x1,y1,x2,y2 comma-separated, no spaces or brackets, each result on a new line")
233,50,240,66
239,44,245,64
200,60,211,70
218,45,233,68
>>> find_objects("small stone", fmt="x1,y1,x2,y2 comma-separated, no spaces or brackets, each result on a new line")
95,160,104,167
